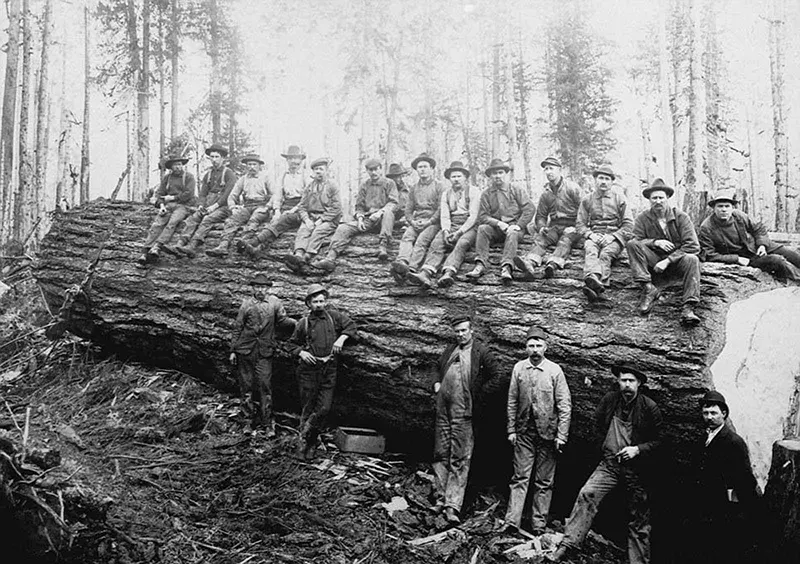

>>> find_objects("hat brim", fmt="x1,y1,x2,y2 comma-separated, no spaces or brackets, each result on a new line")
642,186,674,198
540,160,561,168
593,171,616,181
484,165,511,176
611,365,647,384
444,167,470,179
281,153,306,159
310,159,331,169
305,289,329,303
411,157,436,170
205,147,229,157
707,198,737,207
386,168,409,177
165,158,189,167
241,158,265,165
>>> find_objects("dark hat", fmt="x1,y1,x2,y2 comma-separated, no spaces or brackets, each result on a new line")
700,390,729,415
540,156,562,168
241,153,265,165
251,272,273,287
305,283,329,303
364,158,382,170
164,155,189,169
281,145,306,159
205,144,228,157
411,153,436,169
449,314,472,326
444,160,470,179
707,189,738,207
611,363,647,384
525,326,547,342
386,163,410,177
310,157,331,169
484,157,511,176
642,178,674,198
593,164,616,180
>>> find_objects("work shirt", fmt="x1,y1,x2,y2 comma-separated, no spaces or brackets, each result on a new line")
281,170,306,200
405,178,444,223
699,210,776,264
441,343,474,417
440,185,480,232
298,178,342,223
506,357,571,442
155,171,196,206
228,173,273,207
199,165,237,208
288,306,357,359
230,295,295,357
478,182,535,228
534,178,583,230
632,206,700,264
355,177,399,217
575,187,634,244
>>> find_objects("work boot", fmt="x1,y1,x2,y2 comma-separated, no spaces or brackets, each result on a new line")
500,265,513,284
465,263,485,280
146,244,161,263
236,238,260,260
543,262,556,279
378,242,389,261
443,507,461,525
582,285,598,303
181,239,200,258
312,251,337,273
408,269,434,289
513,256,537,279
136,252,149,266
390,260,409,284
285,252,306,273
164,237,188,256
205,240,230,257
438,269,456,288
638,283,661,315
681,304,701,326
585,273,605,294
546,544,573,562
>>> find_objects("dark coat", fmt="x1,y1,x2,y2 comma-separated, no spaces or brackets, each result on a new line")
230,295,296,357
435,339,504,419
694,423,759,511
699,210,780,264
594,390,663,473
632,206,700,263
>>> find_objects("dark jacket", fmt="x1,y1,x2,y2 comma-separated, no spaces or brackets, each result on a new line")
155,171,196,206
478,183,535,228
288,306,357,359
699,210,780,263
435,339,504,418
594,390,663,470
534,178,583,229
230,295,296,356
632,206,700,264
694,423,759,511
298,179,342,223
199,165,237,208
355,177,399,217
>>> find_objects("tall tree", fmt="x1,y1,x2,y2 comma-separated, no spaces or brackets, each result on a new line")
139,0,151,192
34,0,54,236
81,0,91,203
13,0,33,240
1,0,21,243
169,0,179,140
768,0,789,231
208,0,222,142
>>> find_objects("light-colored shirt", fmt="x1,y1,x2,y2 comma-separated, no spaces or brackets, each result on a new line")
281,170,306,200
228,173,273,207
441,185,481,233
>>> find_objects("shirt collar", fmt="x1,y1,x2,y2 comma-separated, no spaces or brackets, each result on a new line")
524,357,545,371
594,188,612,199
491,182,510,193
706,424,724,445
648,206,676,222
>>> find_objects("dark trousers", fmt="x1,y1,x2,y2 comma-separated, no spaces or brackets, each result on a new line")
475,224,523,268
526,225,581,268
627,239,701,305
750,246,800,280
328,211,395,254
294,220,338,255
256,211,301,244
298,361,338,445
422,228,477,274
144,204,191,248
180,207,231,244
221,203,272,243
236,351,273,429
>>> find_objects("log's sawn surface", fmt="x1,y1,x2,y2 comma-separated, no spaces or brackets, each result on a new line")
34,199,785,466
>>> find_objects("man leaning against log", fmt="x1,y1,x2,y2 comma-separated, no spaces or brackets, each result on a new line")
466,158,534,284
137,154,196,266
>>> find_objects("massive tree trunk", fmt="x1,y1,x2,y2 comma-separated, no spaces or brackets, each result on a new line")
1,0,21,244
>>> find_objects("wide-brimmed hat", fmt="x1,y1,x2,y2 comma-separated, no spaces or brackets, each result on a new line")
484,158,510,176
310,157,331,169
700,390,729,415
241,153,265,165
251,272,272,287
164,155,189,169
707,189,738,207
305,283,329,303
611,363,647,384
642,178,674,199
593,164,616,180
525,326,547,342
444,161,470,179
386,163,410,177
364,158,382,170
540,156,562,168
205,144,228,157
411,153,436,170
281,145,306,159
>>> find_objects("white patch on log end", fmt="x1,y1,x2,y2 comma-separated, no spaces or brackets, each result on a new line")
710,287,800,489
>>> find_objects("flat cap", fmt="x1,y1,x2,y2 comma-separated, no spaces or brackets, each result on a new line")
251,272,272,286
305,283,329,303
525,326,547,342
364,158,382,170
593,164,616,180
700,390,729,414
707,189,738,207
540,156,562,168
310,157,331,169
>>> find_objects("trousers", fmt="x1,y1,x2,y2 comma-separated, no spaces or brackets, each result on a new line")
298,361,338,445
526,225,581,268
236,350,273,429
397,224,440,271
583,238,624,283
432,390,474,512
504,432,557,530
294,220,338,255
627,239,701,304
144,204,191,247
328,211,395,253
222,204,272,242
422,228,478,274
475,224,523,268
180,207,231,244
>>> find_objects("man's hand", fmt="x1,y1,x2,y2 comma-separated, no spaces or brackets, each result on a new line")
564,226,576,235
232,205,244,213
164,195,176,203
737,256,751,266
332,335,347,354
207,203,219,213
497,221,510,232
433,382,441,393
315,218,323,226
229,353,237,365
538,226,549,236
149,194,159,205
412,219,427,231
357,217,367,232
616,445,640,462
600,234,614,245
304,219,315,230
756,245,767,257
368,211,383,223
555,438,566,454
508,433,517,446
653,258,670,273
299,351,318,365
158,204,168,216
507,224,521,233
653,239,675,252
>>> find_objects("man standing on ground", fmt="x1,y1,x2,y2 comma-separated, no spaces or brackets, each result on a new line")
433,314,503,525
288,284,357,460
137,154,196,265
548,364,662,563
502,327,571,535
230,273,296,437
466,158,534,283
575,164,633,303
518,156,583,279
627,178,702,325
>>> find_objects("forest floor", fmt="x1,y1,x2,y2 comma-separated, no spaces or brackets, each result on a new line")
0,277,625,564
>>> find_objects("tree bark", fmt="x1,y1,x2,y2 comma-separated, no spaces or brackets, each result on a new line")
1,0,21,244
658,0,675,187
208,0,222,142
491,42,502,157
80,1,91,204
34,0,54,240
158,12,166,158
764,439,800,556
514,37,533,195
139,0,151,195
169,0,179,140
13,0,33,242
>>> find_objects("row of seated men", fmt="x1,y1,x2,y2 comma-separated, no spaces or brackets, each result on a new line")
139,144,800,326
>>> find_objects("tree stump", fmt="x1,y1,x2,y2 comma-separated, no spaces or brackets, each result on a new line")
764,439,800,555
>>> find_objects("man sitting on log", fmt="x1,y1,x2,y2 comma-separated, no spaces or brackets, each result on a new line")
517,156,582,279
408,160,480,289
549,364,662,563
207,154,273,258
432,313,503,525
288,284,356,461
390,153,444,285
699,189,800,281
137,154,196,265
627,178,702,326
575,164,633,303
466,158,534,283
229,272,296,437
171,144,237,258
312,159,398,272
385,162,411,226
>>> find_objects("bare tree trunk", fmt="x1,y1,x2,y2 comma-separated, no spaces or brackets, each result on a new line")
125,0,140,200
170,0,179,140
482,55,491,160
513,36,532,194
768,0,789,231
34,0,53,234
139,0,151,197
1,0,21,243
209,0,222,142
80,0,91,204
658,0,675,186
491,43,502,157
228,60,237,158
158,12,166,158
639,108,652,186
505,45,517,169
14,0,33,241
682,0,708,225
